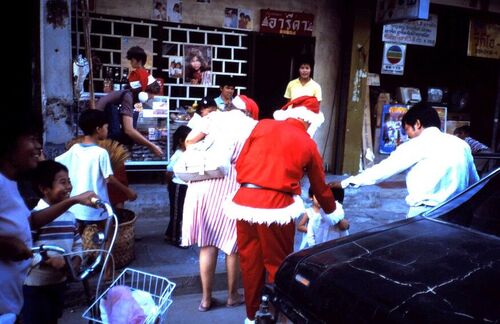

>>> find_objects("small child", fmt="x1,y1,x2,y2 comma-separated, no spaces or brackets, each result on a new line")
164,125,191,247
298,186,350,249
56,109,137,227
22,160,83,323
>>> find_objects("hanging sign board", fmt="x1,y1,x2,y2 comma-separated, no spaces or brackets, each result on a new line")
382,14,438,47
381,43,407,75
259,9,314,36
467,19,500,59
376,0,429,23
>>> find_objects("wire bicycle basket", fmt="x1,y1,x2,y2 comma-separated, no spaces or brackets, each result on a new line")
82,268,176,323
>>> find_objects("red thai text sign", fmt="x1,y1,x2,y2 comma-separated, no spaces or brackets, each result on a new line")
260,9,314,36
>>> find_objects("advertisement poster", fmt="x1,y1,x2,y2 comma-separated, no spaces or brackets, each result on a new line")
184,45,212,85
381,43,406,75
168,56,183,78
379,104,409,154
167,0,182,23
223,7,253,30
382,14,437,47
432,106,447,132
151,0,167,20
121,37,154,70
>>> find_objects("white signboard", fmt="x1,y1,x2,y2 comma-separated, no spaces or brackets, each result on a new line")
381,43,407,75
383,14,438,47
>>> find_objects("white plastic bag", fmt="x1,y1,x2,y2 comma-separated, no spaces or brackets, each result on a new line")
173,147,229,182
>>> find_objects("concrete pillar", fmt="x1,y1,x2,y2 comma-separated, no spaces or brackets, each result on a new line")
40,0,75,159
342,0,372,174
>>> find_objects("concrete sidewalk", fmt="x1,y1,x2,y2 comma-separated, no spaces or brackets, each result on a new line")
61,172,409,322
124,172,408,293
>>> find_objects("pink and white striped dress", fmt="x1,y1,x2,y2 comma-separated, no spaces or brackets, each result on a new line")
181,110,257,255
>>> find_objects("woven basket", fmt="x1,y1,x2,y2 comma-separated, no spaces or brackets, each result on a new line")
82,208,137,269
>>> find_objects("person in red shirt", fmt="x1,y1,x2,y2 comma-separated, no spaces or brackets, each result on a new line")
225,96,335,323
126,46,149,91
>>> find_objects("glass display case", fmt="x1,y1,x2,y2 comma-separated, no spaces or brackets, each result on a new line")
125,96,170,170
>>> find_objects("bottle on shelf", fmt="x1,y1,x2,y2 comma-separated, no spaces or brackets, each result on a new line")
113,67,121,92
120,68,129,90
103,67,112,93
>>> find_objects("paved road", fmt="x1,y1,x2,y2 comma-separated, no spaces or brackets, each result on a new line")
63,289,247,323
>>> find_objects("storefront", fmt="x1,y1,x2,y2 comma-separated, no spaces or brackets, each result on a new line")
35,0,343,170
338,0,500,174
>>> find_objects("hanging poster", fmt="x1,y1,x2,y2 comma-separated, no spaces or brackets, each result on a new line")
379,104,409,154
432,106,447,132
382,14,438,47
168,56,183,78
167,0,182,22
184,45,212,85
151,0,167,21
121,37,154,70
223,7,253,30
381,43,406,75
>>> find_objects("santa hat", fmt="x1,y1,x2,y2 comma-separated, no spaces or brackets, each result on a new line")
138,76,158,103
232,95,259,120
273,96,324,137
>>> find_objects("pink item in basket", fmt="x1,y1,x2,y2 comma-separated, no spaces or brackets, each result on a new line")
102,285,146,324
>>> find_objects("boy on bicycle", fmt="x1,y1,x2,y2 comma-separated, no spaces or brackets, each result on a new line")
22,160,83,323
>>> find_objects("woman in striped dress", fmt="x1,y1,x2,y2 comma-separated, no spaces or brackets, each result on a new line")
181,96,259,311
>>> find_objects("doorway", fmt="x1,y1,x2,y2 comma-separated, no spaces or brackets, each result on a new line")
249,33,315,119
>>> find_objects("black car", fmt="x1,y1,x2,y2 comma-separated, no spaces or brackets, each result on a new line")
264,168,500,324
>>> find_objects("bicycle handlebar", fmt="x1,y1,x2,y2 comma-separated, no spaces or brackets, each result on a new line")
31,244,80,281
30,199,117,282
31,244,66,255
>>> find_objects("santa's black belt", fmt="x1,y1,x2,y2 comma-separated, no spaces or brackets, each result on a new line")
240,183,292,195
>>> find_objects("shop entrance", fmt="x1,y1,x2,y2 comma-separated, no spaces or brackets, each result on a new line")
367,4,500,147
249,33,315,119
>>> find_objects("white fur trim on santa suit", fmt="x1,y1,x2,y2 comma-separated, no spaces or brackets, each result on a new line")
224,192,306,225
146,75,156,85
273,106,324,137
231,95,246,111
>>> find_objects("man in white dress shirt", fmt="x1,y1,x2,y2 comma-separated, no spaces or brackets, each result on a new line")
335,102,479,218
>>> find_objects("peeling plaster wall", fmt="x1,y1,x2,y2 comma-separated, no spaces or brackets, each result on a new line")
95,0,342,165
41,0,74,158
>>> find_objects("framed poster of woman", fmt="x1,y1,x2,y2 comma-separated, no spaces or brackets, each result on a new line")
184,45,212,85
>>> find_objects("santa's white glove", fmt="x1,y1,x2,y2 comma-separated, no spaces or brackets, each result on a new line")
323,203,345,226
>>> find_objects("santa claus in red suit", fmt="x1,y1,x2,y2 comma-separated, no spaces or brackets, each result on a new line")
225,95,336,323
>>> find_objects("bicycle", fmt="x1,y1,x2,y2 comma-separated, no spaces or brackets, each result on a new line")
30,199,176,323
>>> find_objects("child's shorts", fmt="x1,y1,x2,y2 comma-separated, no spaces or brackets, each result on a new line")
22,282,66,323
